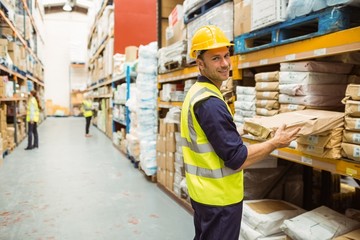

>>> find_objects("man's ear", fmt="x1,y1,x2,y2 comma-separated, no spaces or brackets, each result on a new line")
197,58,205,71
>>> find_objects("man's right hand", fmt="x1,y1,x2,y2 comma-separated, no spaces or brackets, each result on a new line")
270,124,301,149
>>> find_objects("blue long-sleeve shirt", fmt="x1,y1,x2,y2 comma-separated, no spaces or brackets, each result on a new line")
193,76,248,170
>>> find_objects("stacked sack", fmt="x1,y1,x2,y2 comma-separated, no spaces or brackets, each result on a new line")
254,71,280,116
234,86,256,130
342,84,360,161
240,199,305,240
279,61,352,113
281,206,360,240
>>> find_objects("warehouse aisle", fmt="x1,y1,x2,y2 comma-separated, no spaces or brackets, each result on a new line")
0,117,194,240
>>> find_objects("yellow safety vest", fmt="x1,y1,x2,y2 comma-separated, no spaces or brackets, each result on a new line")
180,81,244,206
82,100,93,117
26,97,39,122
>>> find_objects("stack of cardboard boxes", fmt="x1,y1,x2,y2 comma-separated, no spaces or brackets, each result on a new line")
0,105,8,152
157,119,177,191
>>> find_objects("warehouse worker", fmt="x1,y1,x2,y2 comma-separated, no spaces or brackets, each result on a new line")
25,90,41,150
180,25,301,240
81,96,93,137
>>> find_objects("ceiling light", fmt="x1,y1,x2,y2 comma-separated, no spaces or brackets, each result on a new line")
63,3,72,11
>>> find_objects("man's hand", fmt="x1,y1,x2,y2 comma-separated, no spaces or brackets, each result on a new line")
270,124,301,149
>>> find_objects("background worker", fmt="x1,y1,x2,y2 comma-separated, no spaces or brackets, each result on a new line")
25,90,41,150
180,25,301,240
81,96,93,137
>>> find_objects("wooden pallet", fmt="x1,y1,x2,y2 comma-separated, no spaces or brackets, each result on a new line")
138,163,157,183
184,0,230,24
234,6,360,54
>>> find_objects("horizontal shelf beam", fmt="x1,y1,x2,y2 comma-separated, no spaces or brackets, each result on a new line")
242,137,360,180
238,27,360,69
158,101,182,109
20,0,45,45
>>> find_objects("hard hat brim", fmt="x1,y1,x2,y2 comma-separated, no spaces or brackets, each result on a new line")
190,42,234,59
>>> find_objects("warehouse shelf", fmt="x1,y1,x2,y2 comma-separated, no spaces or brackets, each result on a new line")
92,93,112,99
88,0,110,47
0,64,26,80
89,32,114,64
113,118,126,126
26,74,44,87
242,137,360,181
237,26,360,69
157,183,193,215
113,100,126,105
20,0,45,44
158,101,183,109
0,97,27,101
158,66,198,83
34,0,44,22
0,9,43,68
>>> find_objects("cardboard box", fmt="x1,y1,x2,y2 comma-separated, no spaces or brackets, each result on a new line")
166,170,174,191
168,4,183,27
345,117,360,132
251,0,288,31
166,132,176,152
157,167,166,186
345,84,360,101
156,135,166,152
159,119,166,136
156,151,166,169
166,152,175,172
341,142,360,162
234,0,252,36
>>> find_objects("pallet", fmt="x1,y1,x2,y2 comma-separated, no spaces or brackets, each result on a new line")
138,163,157,183
184,0,231,24
234,6,360,54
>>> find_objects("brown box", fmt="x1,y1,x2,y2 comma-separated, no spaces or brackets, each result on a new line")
341,142,360,162
166,152,175,172
157,167,166,186
156,151,166,169
159,118,166,136
234,0,252,36
345,84,360,101
166,122,178,133
156,135,166,152
166,170,174,191
166,132,176,152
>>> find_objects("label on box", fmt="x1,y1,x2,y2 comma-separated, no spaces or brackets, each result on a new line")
356,119,360,129
353,146,360,157
353,134,360,144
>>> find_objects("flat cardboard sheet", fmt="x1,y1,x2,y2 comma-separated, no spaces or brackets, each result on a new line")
281,206,360,240
296,143,342,159
345,117,360,132
244,110,344,139
343,130,360,144
256,108,279,116
256,82,279,91
280,61,354,74
279,94,344,107
297,128,343,148
236,86,256,95
256,100,280,110
345,84,360,100
255,71,280,82
279,84,347,96
234,101,256,111
256,91,279,100
279,104,306,113
345,100,360,117
279,71,348,84
341,142,360,162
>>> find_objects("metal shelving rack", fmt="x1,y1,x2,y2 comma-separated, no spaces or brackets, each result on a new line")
156,27,360,181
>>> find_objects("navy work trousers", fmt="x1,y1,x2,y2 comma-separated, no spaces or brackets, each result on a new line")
191,199,243,240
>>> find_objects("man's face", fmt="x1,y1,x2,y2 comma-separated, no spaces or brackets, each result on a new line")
197,47,231,85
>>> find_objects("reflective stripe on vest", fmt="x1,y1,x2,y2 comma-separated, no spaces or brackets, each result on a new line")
184,163,237,179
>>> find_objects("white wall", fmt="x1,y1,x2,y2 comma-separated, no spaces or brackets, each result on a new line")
43,12,89,108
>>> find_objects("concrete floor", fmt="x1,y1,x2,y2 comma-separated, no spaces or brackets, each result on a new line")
0,117,194,240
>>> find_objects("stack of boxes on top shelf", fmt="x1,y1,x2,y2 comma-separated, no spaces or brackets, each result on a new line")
0,104,6,155
254,71,280,116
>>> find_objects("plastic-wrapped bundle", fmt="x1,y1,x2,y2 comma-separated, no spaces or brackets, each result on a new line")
327,0,360,6
158,41,187,74
183,0,209,15
138,41,158,59
286,0,327,19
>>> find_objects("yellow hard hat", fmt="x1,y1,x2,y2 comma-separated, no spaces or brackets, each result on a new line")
190,25,233,59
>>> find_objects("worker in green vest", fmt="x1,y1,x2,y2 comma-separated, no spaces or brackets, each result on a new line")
25,90,41,150
180,25,301,240
82,96,93,137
